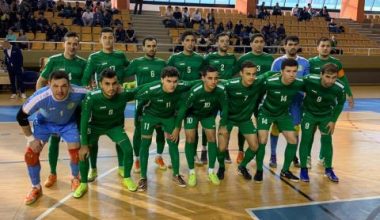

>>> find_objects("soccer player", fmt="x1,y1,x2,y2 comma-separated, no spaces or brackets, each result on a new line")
135,66,198,191
35,31,87,188
126,37,167,172
204,33,238,163
299,63,345,182
235,33,274,164
218,61,266,181
167,30,207,165
256,59,304,182
174,66,228,186
81,27,130,182
269,35,310,168
16,71,87,205
74,69,138,198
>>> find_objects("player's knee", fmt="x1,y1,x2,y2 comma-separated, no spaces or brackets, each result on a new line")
25,147,40,166
68,148,80,164
288,136,297,145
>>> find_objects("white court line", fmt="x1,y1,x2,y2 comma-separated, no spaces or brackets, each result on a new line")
245,195,380,219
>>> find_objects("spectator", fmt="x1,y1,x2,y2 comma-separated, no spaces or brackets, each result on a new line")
182,7,190,27
277,23,286,41
215,22,224,35
5,28,16,41
82,8,94,26
198,22,210,37
126,23,137,43
319,6,330,21
103,10,112,27
191,9,203,25
197,34,210,53
307,3,316,17
298,7,311,21
36,12,49,32
328,18,344,33
258,8,270,19
73,2,84,25
234,20,244,36
240,26,250,46
58,23,68,38
206,9,215,26
103,0,112,12
59,2,74,18
226,20,233,33
46,23,62,41
173,6,183,27
162,5,174,27
17,29,29,49
134,0,143,15
291,4,299,16
56,0,65,12
93,7,104,26
272,2,282,16
26,14,37,33
115,23,126,42
85,0,93,9
330,35,342,54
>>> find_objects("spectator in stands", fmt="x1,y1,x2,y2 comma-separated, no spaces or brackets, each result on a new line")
103,0,112,13
215,22,224,35
261,21,271,39
38,0,48,11
307,3,316,17
173,6,184,27
272,2,282,16
328,18,340,33
58,23,68,38
85,0,93,9
258,1,266,14
93,7,104,26
103,10,112,27
134,0,143,15
46,23,62,42
56,0,65,12
115,23,126,43
26,14,37,33
17,29,28,49
240,26,250,46
197,34,210,53
126,23,137,43
226,20,233,33
277,23,286,41
182,7,190,28
5,28,16,41
82,7,94,26
319,6,330,21
73,2,84,26
234,20,244,36
206,9,215,26
298,6,311,21
162,5,174,27
59,2,74,18
191,9,203,25
198,22,210,37
36,12,49,33
291,4,299,17
330,35,342,54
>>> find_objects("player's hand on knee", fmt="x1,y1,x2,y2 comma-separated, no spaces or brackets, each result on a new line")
28,139,43,153
79,146,89,161
326,122,336,135
170,128,180,143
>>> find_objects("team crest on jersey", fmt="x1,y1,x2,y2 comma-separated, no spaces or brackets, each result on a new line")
67,102,76,109
142,67,149,70
179,62,186,66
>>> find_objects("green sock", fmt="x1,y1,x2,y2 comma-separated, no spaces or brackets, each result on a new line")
48,136,60,175
155,127,165,154
115,144,124,167
299,128,314,168
256,143,266,171
167,139,180,176
282,143,297,172
321,135,333,168
207,142,217,169
120,139,133,178
185,142,195,169
217,148,226,168
89,142,99,169
139,138,152,179
194,131,199,155
238,132,245,152
132,126,141,157
239,148,256,168
79,156,90,183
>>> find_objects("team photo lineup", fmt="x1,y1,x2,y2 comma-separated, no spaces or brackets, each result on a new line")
17,27,354,206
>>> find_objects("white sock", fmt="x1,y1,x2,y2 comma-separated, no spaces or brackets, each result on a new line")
189,169,195,175
135,156,140,161
208,168,214,174
32,184,41,189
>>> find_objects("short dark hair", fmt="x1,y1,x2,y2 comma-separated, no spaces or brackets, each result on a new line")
321,63,338,75
99,68,117,82
101,27,114,35
240,61,257,71
64,31,79,41
284,35,300,45
216,33,229,41
250,33,265,43
143,37,157,46
281,58,298,70
181,30,196,42
317,37,331,46
49,70,69,82
201,66,218,77
161,66,180,79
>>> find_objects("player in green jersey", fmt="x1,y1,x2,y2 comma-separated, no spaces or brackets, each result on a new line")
125,37,167,172
256,59,304,182
74,69,137,198
35,32,87,188
299,63,346,183
168,31,207,165
81,27,130,182
308,37,354,166
174,66,228,186
235,34,274,164
135,67,198,191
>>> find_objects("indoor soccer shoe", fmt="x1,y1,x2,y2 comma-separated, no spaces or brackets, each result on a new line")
73,183,88,198
325,168,339,183
88,168,98,182
217,167,225,180
269,155,277,168
173,175,187,187
238,166,252,180
118,166,125,177
188,173,197,187
236,151,244,164
134,160,141,173
300,168,310,182
155,156,167,170
280,170,300,182
123,178,138,192
25,187,42,205
44,174,57,188
254,170,263,183
71,177,80,192
208,172,220,185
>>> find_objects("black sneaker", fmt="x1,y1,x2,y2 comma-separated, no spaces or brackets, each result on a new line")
293,156,300,168
254,170,263,183
200,149,208,164
138,178,147,192
172,175,186,187
225,150,232,164
238,166,252,180
280,170,300,182
217,167,225,180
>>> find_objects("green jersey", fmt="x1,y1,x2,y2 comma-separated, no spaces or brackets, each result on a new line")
260,75,304,117
136,80,197,118
308,55,352,96
204,52,238,79
125,56,166,86
167,52,204,80
40,53,86,86
223,76,266,122
80,89,136,145
82,50,129,86
237,52,274,76
303,74,346,122
175,83,228,127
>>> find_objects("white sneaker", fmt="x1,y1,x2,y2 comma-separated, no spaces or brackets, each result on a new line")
21,93,27,99
307,156,312,169
10,94,17,99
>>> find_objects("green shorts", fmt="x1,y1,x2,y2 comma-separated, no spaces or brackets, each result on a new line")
301,111,332,134
226,119,257,134
141,114,175,136
257,111,295,132
184,115,216,130
88,126,129,146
